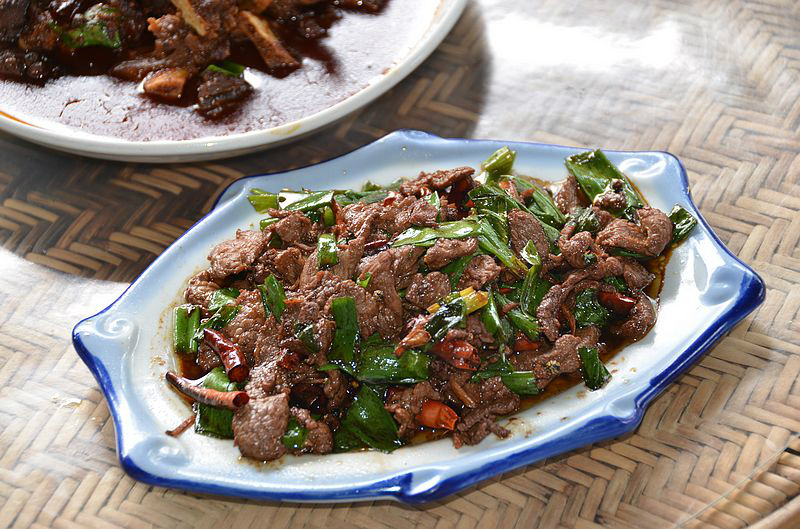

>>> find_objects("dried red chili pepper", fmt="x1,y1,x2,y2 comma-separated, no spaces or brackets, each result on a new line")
430,339,480,371
597,290,638,314
416,400,459,430
204,328,249,383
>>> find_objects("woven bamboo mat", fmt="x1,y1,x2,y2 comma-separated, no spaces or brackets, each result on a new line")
1,0,800,527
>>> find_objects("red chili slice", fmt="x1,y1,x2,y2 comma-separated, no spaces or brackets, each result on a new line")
364,239,390,254
597,290,638,314
430,339,480,371
514,336,540,352
204,328,249,383
416,400,459,430
278,351,301,370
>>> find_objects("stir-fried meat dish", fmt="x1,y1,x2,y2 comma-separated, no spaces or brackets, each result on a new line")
0,0,386,118
166,148,698,460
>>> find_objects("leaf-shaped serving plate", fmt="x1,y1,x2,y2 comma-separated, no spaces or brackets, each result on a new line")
72,130,765,503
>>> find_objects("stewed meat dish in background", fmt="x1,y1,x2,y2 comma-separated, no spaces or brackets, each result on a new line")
0,0,386,118
165,147,698,461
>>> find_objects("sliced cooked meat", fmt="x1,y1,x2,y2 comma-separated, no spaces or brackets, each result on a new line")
184,268,220,308
233,393,289,461
621,258,655,291
250,247,305,286
222,290,266,364
594,186,627,211
555,173,582,215
558,231,594,269
529,327,600,386
208,229,267,281
596,207,673,257
457,255,501,290
405,272,451,310
298,234,365,287
611,295,656,340
0,0,30,42
508,209,550,265
272,212,316,246
453,377,519,447
197,70,253,118
290,407,333,454
398,167,475,197
424,238,477,270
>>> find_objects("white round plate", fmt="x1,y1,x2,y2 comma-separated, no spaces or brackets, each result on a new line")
0,1,465,163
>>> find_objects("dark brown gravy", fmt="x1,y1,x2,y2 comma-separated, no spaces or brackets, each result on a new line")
0,0,440,141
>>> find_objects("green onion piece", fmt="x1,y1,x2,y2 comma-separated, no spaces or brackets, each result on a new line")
322,206,336,227
334,385,403,453
609,248,650,261
604,276,629,293
566,207,601,234
424,297,467,347
357,343,429,384
317,233,339,268
392,219,480,247
334,189,389,206
579,346,611,390
471,354,540,395
527,187,567,228
248,190,280,212
195,305,239,343
476,218,528,277
206,60,246,77
362,181,383,192
481,288,509,344
482,146,516,178
260,217,280,230
282,417,309,450
329,297,359,375
258,274,286,321
427,191,441,221
573,289,611,328
294,323,319,353
669,204,698,244
194,367,241,438
440,253,476,289
520,240,541,270
356,272,372,288
564,150,644,219
173,305,200,354
284,190,334,213
58,5,122,49
495,292,539,340
208,287,239,312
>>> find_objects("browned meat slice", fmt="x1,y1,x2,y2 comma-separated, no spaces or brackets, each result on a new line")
233,393,289,461
290,407,333,454
385,381,441,438
611,295,656,340
592,205,614,228
558,231,593,269
298,235,365,287
452,377,520,447
246,361,287,399
0,0,29,42
396,198,438,229
398,167,475,197
527,327,600,386
223,290,266,364
596,207,673,257
536,256,625,341
342,202,379,239
457,255,501,290
250,247,305,286
272,212,315,245
554,173,582,215
143,67,191,100
466,314,494,347
356,250,405,338
208,229,267,281
300,272,384,338
594,185,627,211
390,246,426,289
405,272,451,310
0,49,57,81
423,238,477,270
238,10,299,69
508,209,550,266
197,70,253,118
278,298,333,357
184,269,220,308
621,258,655,291
322,369,347,409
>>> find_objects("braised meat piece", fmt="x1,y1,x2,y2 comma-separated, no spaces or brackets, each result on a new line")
405,272,450,310
232,393,289,461
424,238,477,270
457,255,501,290
596,207,673,257
508,209,550,266
208,229,267,281
197,69,253,117
398,167,475,197
0,0,30,42
555,173,582,215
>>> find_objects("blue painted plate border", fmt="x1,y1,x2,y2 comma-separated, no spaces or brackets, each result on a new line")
72,130,765,503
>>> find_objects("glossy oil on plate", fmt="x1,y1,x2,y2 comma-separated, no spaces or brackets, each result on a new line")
72,130,765,503
0,1,465,163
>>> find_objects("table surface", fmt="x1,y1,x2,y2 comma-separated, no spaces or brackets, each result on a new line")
1,1,800,528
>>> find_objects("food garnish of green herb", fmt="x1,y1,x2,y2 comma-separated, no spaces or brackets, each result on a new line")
282,417,309,451
194,367,242,439
328,297,359,375
173,305,200,354
206,60,246,77
578,346,611,390
668,204,698,244
334,385,403,453
573,289,611,328
247,189,280,212
357,343,429,384
58,5,122,49
316,233,339,268
495,291,539,340
258,274,286,321
565,150,644,219
482,146,516,179
471,355,540,395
